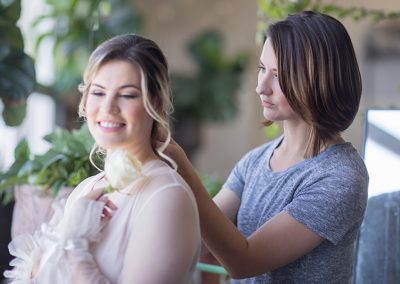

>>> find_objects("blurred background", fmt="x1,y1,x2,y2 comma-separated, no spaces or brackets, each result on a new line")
0,0,400,281
1,0,400,179
1,0,399,178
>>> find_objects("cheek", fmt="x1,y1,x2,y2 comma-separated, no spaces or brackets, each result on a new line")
125,105,150,126
136,107,154,131
85,98,99,127
85,96,99,115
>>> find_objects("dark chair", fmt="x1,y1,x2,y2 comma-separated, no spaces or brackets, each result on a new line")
353,191,400,284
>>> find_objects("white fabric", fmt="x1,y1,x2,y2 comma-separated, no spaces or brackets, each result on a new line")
5,160,200,284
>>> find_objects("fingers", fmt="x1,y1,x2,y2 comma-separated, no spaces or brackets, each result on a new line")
83,185,118,223
101,207,113,221
100,196,118,221
84,185,106,200
104,198,118,210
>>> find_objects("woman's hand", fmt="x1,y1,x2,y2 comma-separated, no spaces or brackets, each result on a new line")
158,137,192,177
60,185,118,243
83,185,118,224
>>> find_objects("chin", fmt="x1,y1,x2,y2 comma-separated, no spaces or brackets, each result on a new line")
96,141,121,151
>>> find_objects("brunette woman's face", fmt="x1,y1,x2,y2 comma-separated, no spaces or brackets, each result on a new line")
85,60,153,153
256,38,299,122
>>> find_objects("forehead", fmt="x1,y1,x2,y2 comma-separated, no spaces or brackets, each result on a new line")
260,38,277,67
93,60,141,85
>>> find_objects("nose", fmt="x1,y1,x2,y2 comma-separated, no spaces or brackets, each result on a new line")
256,72,272,96
101,95,120,114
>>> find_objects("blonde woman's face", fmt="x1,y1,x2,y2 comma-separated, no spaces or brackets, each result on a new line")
85,60,153,154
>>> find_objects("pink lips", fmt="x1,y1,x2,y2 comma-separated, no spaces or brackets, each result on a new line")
261,100,274,108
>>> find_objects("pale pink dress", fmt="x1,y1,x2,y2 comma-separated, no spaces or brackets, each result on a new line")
5,160,201,284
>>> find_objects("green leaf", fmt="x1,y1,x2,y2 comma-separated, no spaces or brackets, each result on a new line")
0,49,36,101
67,167,87,186
0,26,24,49
0,0,21,25
51,180,65,197
0,37,10,60
0,139,30,179
1,189,14,205
1,99,26,126
42,153,69,169
14,138,30,162
0,175,27,192
17,160,42,177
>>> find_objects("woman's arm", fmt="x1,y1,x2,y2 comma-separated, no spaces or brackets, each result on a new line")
58,185,118,284
168,140,323,279
122,186,200,284
5,185,116,284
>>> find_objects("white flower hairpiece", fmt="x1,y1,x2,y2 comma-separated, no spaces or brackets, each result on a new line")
104,150,142,191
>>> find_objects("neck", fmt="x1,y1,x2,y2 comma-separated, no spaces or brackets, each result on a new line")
279,120,311,156
280,121,344,157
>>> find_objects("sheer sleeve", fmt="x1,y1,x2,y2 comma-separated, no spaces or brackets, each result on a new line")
4,198,112,284
4,198,65,283
122,185,201,284
57,198,111,284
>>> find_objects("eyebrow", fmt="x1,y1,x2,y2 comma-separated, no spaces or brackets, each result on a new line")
91,83,141,90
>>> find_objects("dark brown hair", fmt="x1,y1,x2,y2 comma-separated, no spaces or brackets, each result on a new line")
266,11,362,157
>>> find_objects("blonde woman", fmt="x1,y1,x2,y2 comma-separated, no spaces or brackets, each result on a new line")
5,34,200,283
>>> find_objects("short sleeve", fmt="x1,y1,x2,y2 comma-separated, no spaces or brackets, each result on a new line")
223,138,282,200
284,167,368,245
223,152,252,200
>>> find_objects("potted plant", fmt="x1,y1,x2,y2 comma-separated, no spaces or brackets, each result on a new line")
0,0,36,277
0,124,99,237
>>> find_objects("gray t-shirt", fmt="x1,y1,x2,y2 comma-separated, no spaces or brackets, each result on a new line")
224,137,369,284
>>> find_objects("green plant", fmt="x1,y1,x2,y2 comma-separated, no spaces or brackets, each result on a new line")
170,31,249,159
199,172,224,198
33,0,143,95
171,31,249,123
256,0,400,42
0,125,99,204
0,0,36,126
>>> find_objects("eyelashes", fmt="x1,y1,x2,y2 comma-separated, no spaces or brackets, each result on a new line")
90,91,104,96
89,91,140,99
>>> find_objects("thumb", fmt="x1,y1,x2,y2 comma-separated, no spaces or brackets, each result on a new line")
85,185,108,201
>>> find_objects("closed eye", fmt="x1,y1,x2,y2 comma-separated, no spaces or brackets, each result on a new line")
258,65,266,73
90,91,105,96
120,93,140,99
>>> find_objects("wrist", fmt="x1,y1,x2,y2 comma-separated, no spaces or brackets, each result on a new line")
64,239,89,251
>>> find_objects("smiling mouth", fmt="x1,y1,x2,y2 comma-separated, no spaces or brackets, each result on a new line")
98,121,125,128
